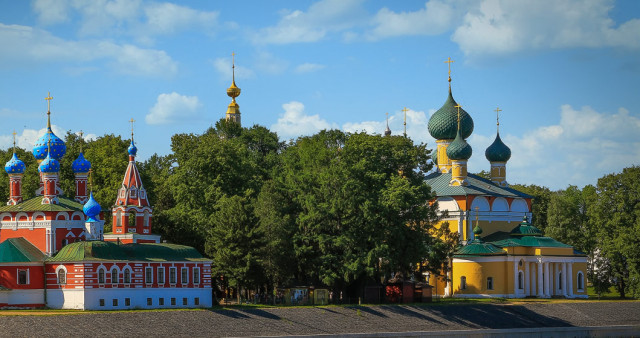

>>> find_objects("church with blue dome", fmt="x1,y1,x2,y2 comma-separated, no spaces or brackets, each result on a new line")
0,94,212,310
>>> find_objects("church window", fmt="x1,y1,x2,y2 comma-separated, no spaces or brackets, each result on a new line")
130,187,137,198
98,268,105,284
145,267,153,284
460,276,467,290
147,298,152,306
111,268,119,284
116,210,122,227
113,299,118,306
158,267,165,284
193,268,200,285
181,267,189,285
171,298,176,306
57,269,66,285
61,239,68,248
99,299,105,307
183,298,188,305
487,277,494,290
170,267,177,284
129,211,136,228
194,298,199,306
144,210,150,227
125,298,131,306
518,271,524,289
18,269,29,285
124,268,131,284
159,298,164,306
577,272,584,291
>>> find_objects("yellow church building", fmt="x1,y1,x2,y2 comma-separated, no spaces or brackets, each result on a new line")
423,60,588,299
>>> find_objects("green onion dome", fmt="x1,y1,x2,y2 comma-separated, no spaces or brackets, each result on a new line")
431,152,438,165
446,129,472,160
485,132,511,162
428,89,474,140
510,216,543,236
5,153,25,174
473,224,483,236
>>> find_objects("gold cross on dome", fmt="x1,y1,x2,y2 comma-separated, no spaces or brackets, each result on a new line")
129,118,135,138
454,104,462,124
45,92,53,112
12,130,16,152
444,57,454,82
495,106,502,127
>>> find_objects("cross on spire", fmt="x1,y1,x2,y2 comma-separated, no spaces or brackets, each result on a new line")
454,104,462,131
12,130,16,153
231,51,236,83
45,92,53,129
444,57,455,83
494,106,502,132
129,118,135,140
79,130,84,152
402,107,409,137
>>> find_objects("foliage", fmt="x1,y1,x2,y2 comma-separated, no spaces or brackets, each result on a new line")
510,184,552,233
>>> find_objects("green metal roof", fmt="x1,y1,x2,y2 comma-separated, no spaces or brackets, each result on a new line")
491,236,573,248
424,172,532,199
446,130,472,160
47,241,210,262
485,132,511,162
0,237,46,263
454,239,506,257
0,196,84,212
427,89,474,140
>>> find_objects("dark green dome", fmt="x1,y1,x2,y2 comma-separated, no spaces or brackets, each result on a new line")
446,129,472,160
431,152,438,165
485,132,511,162
428,89,474,140
510,216,543,236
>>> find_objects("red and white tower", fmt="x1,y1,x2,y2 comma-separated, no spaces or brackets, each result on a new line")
104,119,159,244
72,132,92,204
4,132,26,205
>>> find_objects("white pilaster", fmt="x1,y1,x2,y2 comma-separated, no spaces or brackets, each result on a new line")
525,262,530,296
562,263,568,297
544,262,550,298
513,260,519,297
568,262,574,297
537,261,543,297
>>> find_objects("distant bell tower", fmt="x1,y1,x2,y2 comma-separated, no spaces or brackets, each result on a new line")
225,52,241,126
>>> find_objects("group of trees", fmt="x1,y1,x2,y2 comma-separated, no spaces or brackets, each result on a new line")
3,120,639,299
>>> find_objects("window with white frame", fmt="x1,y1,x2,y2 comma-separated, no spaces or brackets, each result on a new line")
169,267,177,284
577,271,584,291
193,267,200,285
145,267,153,284
519,271,524,290
181,267,188,285
158,267,165,285
124,268,131,284
57,268,66,285
98,268,105,284
17,269,29,285
111,267,119,284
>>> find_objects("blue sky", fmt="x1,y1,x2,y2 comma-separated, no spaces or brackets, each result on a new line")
0,0,639,190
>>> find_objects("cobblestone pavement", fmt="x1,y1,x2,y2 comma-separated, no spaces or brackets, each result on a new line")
0,301,638,337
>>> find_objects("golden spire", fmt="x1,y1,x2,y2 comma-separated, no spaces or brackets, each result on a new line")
45,92,53,130
494,106,502,133
475,206,479,224
444,57,455,87
79,130,84,152
226,52,241,101
88,169,94,192
455,104,462,131
129,118,135,141
402,107,409,137
12,130,17,154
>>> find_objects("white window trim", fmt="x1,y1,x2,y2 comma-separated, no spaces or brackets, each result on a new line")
123,266,132,285
111,266,120,285
55,265,67,285
97,266,106,285
577,271,585,292
169,267,177,285
17,268,30,285
193,267,200,285
181,267,189,285
158,267,165,286
145,266,153,285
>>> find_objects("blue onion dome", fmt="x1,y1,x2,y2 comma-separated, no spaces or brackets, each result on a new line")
446,129,472,161
33,130,66,160
72,152,91,173
38,153,60,173
83,192,101,222
127,140,137,156
428,90,474,140
5,153,26,174
485,132,511,162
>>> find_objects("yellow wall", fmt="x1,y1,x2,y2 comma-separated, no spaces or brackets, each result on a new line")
573,262,588,295
452,261,511,295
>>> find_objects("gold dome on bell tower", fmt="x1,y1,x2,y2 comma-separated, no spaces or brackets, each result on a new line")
225,52,241,125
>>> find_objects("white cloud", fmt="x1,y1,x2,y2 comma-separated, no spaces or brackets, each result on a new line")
0,23,178,77
452,0,640,58
0,125,67,151
271,101,337,139
32,0,219,41
466,105,640,189
146,92,202,125
253,0,367,44
342,108,430,143
295,63,326,73
366,0,458,40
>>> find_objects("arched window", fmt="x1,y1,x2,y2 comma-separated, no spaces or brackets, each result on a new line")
129,211,136,228
487,277,494,290
518,271,524,289
460,276,467,290
124,268,131,284
577,271,584,291
98,268,105,284
116,210,122,227
57,268,66,284
111,268,119,285
144,210,150,227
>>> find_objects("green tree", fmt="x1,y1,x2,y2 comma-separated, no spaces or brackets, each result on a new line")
510,184,552,232
588,166,640,298
546,185,594,253
0,147,40,202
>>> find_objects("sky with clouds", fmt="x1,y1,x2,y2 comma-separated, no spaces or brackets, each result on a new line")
0,0,639,190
